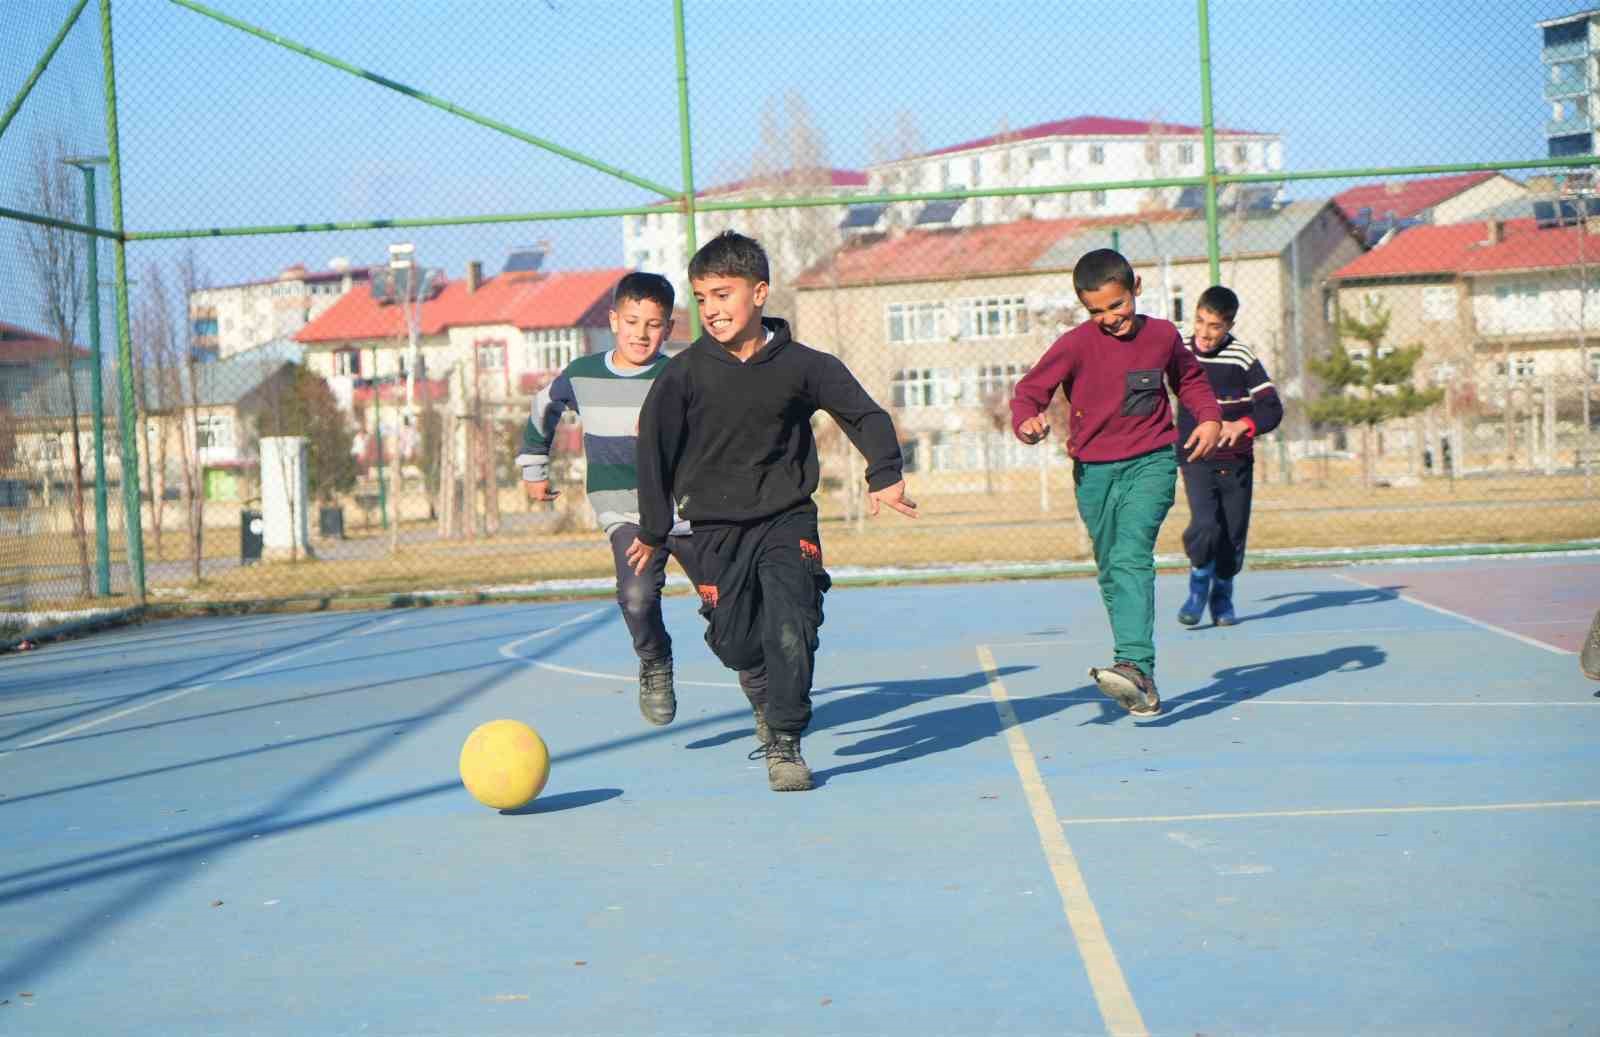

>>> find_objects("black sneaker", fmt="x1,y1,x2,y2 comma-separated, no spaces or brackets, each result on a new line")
760,733,813,791
638,656,676,726
1583,608,1600,682
1088,662,1161,717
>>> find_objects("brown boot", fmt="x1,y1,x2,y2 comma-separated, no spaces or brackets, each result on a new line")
763,734,813,791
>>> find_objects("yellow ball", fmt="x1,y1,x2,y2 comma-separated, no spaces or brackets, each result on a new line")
459,719,550,810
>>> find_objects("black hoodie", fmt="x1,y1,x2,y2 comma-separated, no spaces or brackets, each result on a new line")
635,317,903,546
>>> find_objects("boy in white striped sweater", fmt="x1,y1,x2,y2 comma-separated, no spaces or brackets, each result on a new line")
1174,286,1283,626
515,273,708,729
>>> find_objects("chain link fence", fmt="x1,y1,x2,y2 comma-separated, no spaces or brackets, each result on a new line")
2,0,1597,625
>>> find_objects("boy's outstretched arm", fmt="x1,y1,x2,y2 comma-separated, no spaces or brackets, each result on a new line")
816,354,917,518
1168,334,1223,460
516,371,577,500
632,367,688,573
1010,334,1074,445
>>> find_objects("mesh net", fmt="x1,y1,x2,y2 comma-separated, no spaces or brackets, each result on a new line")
1,0,1596,623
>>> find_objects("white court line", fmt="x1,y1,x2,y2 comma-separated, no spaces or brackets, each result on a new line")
527,658,738,688
495,607,615,664
1337,572,1576,656
0,610,417,754
1062,799,1600,826
978,644,1147,1037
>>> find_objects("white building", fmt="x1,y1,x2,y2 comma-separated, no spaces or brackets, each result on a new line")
1542,8,1600,159
855,115,1283,231
621,168,868,302
189,260,370,360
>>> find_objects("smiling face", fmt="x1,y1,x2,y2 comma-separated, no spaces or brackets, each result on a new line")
1076,275,1142,339
1191,305,1233,353
609,296,672,369
691,273,768,347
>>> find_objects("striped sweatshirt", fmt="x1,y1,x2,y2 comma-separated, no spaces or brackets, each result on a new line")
515,350,686,535
1174,334,1283,464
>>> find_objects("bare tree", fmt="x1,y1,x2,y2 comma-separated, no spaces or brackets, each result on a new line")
133,260,177,560
175,249,208,581
744,92,845,321
21,136,91,597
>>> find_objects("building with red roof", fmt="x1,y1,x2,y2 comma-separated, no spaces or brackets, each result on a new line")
296,258,632,408
1332,172,1528,247
795,201,1362,478
1328,213,1600,456
1,321,90,410
863,114,1282,231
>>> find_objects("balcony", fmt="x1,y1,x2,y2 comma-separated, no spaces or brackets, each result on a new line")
1546,71,1590,98
1544,39,1590,63
1548,113,1593,136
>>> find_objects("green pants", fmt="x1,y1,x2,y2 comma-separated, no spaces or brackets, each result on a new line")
1073,448,1177,675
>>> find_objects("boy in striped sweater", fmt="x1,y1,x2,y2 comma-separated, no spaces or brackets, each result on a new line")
1174,285,1284,627
515,272,705,729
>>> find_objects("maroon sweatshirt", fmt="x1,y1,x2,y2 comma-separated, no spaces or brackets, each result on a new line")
1010,315,1220,462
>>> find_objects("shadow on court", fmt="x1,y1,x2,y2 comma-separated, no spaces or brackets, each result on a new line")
1234,585,1404,624
501,788,622,816
701,665,1085,787
1080,644,1388,727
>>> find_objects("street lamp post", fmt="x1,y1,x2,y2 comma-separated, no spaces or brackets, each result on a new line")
63,153,111,597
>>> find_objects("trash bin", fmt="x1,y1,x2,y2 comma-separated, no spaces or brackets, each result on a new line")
241,509,264,564
318,505,345,539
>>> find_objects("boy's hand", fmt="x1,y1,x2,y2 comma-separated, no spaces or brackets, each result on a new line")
625,537,656,576
1016,415,1050,445
1217,419,1253,448
524,479,559,502
1185,420,1222,462
868,480,918,519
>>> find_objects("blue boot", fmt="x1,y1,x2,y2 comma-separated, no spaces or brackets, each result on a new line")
1210,576,1237,626
1178,564,1213,626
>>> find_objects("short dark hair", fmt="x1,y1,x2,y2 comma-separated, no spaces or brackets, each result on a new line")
614,271,674,313
1196,285,1240,322
688,230,770,285
1072,248,1135,295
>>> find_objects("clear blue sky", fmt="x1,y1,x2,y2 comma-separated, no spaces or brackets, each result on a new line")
0,0,1583,333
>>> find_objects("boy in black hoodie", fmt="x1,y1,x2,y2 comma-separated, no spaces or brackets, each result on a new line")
633,231,917,791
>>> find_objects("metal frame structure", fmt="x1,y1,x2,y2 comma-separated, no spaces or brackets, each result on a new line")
2,0,1598,602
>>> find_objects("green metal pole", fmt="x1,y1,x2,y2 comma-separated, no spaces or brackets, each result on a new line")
673,0,700,335
77,165,112,597
167,0,678,200
1197,0,1221,285
113,154,1600,243
98,0,145,604
0,204,117,238
0,0,92,142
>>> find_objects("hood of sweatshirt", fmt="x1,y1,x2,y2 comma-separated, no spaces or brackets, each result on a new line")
692,316,793,367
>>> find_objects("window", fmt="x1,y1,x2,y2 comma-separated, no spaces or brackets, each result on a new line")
1421,285,1455,323
970,157,981,185
476,341,507,371
1170,284,1185,324
886,301,947,343
1234,143,1249,165
891,368,939,408
1179,142,1196,165
41,438,62,461
956,296,1029,339
976,362,1025,398
1089,144,1106,165
333,349,361,377
1491,280,1552,333
1590,349,1600,380
525,328,581,371
1144,141,1159,164
1512,355,1537,381
1027,145,1052,170
1090,190,1108,208
196,415,233,450
191,317,218,337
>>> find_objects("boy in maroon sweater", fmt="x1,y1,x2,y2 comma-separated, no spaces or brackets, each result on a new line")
1010,249,1221,716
